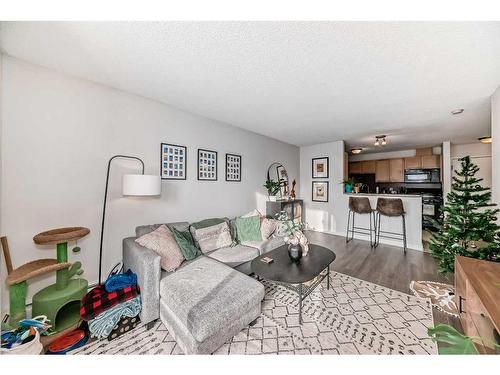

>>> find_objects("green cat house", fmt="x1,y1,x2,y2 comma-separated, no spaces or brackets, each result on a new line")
3,227,89,333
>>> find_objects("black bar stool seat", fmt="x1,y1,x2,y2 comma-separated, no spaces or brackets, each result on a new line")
346,197,376,247
374,197,407,254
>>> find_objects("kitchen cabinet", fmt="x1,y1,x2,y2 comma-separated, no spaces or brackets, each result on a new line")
375,160,390,182
362,160,377,174
404,156,422,170
349,162,362,174
421,155,441,169
389,158,404,182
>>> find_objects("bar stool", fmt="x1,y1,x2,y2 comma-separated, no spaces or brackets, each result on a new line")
346,197,376,247
374,198,407,254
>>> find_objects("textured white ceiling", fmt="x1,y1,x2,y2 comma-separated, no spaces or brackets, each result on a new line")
1,22,500,150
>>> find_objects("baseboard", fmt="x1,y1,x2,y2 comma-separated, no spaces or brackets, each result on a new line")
307,228,423,252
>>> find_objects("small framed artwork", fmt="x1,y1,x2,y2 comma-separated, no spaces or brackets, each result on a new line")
312,157,329,178
197,149,217,181
161,143,187,180
312,181,329,202
225,153,241,182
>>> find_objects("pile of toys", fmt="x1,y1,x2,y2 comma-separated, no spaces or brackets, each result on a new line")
1,316,49,354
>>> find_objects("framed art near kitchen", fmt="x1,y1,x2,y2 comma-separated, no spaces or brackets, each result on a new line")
312,181,329,202
161,143,187,180
225,153,241,182
312,157,329,178
198,149,218,181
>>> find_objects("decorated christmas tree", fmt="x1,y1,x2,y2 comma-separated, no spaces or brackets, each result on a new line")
430,156,500,273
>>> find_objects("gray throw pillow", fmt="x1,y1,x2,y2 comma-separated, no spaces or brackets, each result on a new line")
190,221,233,253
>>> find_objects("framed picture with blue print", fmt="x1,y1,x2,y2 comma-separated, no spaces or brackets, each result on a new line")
161,143,187,180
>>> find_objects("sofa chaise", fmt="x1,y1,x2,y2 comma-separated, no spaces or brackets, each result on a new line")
122,221,284,354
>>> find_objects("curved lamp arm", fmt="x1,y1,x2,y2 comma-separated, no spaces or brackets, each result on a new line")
98,155,145,285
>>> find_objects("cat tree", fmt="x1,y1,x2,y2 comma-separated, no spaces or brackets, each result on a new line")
2,227,89,333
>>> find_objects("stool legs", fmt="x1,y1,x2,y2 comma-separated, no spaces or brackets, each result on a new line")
402,215,407,254
374,213,407,254
346,210,376,247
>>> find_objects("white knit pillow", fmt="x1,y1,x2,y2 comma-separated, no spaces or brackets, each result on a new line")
261,218,278,240
135,225,184,272
191,221,233,253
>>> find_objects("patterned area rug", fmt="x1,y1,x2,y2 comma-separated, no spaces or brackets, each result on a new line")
71,272,437,355
410,280,459,317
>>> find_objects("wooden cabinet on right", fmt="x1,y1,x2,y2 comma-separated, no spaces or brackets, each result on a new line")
404,156,422,170
455,256,500,354
421,155,441,169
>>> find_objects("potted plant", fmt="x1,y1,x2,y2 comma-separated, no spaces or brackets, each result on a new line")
353,182,364,194
275,211,308,261
264,179,281,201
341,178,355,193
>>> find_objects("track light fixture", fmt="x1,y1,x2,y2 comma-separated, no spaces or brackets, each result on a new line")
374,135,387,147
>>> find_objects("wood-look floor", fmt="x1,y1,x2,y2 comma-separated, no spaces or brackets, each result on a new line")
306,230,462,331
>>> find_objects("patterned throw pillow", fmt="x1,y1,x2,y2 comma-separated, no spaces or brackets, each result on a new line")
190,221,233,253
260,218,278,240
135,225,184,272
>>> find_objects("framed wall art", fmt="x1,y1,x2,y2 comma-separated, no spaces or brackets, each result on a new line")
161,143,187,180
225,153,241,182
197,149,218,181
312,181,329,202
312,157,329,178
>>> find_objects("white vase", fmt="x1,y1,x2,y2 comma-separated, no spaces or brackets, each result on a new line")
269,195,277,202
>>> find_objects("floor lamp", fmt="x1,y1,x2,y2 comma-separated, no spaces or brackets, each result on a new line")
98,155,161,285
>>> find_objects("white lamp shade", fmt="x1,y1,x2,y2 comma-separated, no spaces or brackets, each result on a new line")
122,174,161,196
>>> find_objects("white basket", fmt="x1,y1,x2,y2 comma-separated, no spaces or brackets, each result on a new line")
0,329,43,355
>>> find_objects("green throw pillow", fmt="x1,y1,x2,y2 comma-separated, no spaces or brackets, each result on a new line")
235,215,262,242
170,227,201,261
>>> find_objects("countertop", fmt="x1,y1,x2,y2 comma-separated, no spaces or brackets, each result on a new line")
344,192,422,198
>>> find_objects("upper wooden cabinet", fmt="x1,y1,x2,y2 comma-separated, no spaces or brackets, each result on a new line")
421,155,441,169
375,160,390,182
404,156,422,170
389,158,404,182
362,160,377,174
349,162,362,174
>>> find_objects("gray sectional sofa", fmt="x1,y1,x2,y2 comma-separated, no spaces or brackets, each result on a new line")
122,221,284,354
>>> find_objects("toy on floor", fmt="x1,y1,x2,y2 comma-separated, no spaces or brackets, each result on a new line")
46,329,89,354
1,227,89,332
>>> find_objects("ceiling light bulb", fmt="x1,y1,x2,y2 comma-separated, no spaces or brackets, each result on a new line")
351,148,362,154
478,136,492,144
381,138,387,146
374,140,379,146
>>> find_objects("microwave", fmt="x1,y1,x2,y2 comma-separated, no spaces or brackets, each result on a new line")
405,168,440,183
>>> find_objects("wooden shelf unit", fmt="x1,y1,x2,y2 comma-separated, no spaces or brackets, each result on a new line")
455,256,500,354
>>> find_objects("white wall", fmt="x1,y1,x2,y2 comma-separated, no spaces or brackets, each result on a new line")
442,141,452,202
0,57,299,309
300,140,423,251
492,86,500,205
300,141,345,234
451,142,492,158
451,142,492,191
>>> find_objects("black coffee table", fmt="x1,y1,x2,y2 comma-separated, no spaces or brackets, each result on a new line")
251,244,336,324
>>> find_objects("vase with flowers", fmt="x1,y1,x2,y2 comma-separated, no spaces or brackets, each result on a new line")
275,211,309,262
